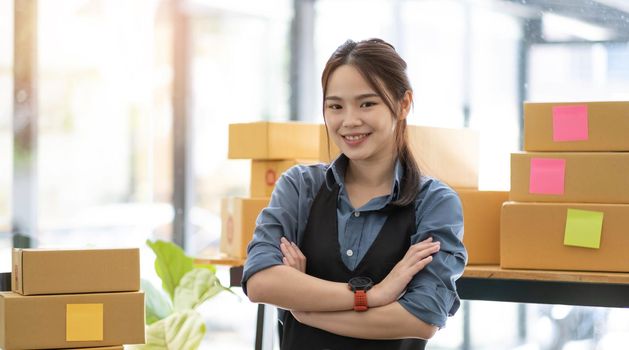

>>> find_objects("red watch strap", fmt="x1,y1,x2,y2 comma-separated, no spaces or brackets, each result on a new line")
353,290,368,312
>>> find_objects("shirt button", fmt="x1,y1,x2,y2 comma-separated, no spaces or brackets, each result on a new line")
354,211,360,217
346,249,354,257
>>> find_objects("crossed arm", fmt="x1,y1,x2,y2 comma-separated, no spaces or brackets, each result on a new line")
246,237,441,340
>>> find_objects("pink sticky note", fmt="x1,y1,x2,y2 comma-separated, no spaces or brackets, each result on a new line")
529,158,566,195
552,104,589,142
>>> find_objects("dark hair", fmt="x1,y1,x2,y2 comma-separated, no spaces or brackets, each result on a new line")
321,38,421,207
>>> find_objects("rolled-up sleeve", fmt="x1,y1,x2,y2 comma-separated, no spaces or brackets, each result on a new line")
398,183,467,328
241,165,320,295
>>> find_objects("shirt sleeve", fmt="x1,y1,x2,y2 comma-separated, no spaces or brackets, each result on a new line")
398,182,467,328
240,165,321,295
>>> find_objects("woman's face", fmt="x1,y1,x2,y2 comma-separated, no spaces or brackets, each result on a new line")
324,64,398,163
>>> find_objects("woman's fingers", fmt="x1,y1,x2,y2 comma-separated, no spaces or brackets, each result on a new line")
292,241,307,271
280,240,297,267
399,238,440,269
413,255,433,272
280,237,306,272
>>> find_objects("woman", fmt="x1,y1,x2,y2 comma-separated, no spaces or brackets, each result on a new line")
243,38,467,350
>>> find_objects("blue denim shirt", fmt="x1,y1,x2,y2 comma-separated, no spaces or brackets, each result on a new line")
242,155,467,328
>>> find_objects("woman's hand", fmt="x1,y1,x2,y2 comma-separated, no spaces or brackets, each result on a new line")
280,237,307,273
370,237,440,307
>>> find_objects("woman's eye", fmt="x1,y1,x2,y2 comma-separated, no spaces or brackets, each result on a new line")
361,101,377,108
327,104,342,110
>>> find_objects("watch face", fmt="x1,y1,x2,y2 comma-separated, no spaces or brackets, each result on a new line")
349,276,373,290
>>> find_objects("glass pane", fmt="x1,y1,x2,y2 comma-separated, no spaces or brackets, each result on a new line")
0,0,13,267
188,1,291,349
37,0,172,248
190,0,291,256
530,43,629,101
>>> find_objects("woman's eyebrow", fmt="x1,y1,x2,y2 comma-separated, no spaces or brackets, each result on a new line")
324,93,379,101
355,93,379,100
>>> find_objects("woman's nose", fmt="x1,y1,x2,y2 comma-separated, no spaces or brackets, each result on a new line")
341,110,362,127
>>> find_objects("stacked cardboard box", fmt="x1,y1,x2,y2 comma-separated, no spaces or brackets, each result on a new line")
225,121,489,262
1,248,145,350
502,101,629,272
457,190,508,265
320,123,480,189
223,122,323,259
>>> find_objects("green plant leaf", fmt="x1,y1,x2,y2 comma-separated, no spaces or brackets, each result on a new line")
174,268,231,311
141,279,173,325
128,310,206,350
147,239,194,301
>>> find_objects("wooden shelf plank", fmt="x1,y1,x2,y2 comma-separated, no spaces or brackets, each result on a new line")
464,265,629,285
194,255,246,267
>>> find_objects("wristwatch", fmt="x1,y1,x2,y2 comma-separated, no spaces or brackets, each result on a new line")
348,276,374,312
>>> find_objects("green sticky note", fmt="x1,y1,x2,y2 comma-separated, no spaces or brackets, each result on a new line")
564,209,604,249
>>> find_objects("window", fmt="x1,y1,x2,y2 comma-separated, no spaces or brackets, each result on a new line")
0,0,13,264
189,0,292,256
35,1,172,248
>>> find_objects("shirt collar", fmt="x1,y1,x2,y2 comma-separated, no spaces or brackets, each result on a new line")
325,154,404,202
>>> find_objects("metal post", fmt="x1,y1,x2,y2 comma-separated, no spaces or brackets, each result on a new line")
172,0,192,249
254,304,276,350
462,300,471,350
517,18,540,150
518,303,527,343
462,1,472,128
12,0,38,248
289,0,316,121
392,0,405,54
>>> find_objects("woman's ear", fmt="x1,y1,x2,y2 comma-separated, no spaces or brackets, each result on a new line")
399,90,413,120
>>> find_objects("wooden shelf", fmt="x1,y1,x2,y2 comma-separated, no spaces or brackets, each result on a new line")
458,265,629,307
194,255,246,267
463,265,629,285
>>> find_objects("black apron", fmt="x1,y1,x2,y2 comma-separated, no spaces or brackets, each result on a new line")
280,182,428,350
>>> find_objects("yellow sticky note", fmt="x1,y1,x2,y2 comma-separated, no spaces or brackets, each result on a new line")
564,209,604,249
66,303,104,341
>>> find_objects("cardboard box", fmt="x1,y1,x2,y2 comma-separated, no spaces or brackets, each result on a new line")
524,101,629,151
228,122,321,160
221,197,270,259
251,160,316,197
12,248,140,295
317,124,479,188
408,125,479,189
501,201,629,272
0,291,145,350
510,152,629,204
457,190,508,265
318,124,339,163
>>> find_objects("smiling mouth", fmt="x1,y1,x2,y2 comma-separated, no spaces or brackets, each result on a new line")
343,133,370,141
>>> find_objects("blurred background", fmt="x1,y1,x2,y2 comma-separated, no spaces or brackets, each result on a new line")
2,0,629,349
